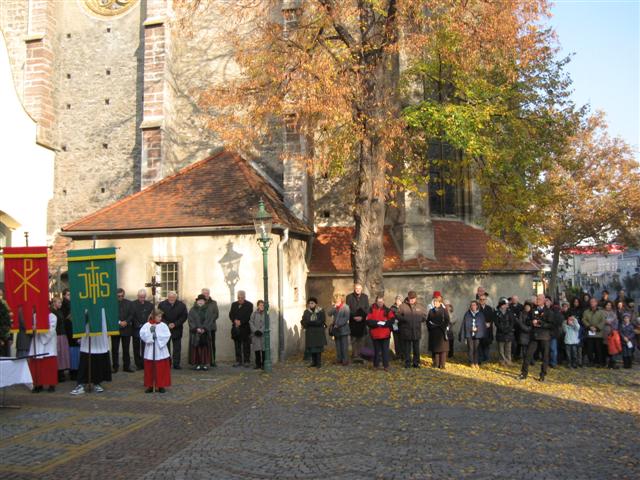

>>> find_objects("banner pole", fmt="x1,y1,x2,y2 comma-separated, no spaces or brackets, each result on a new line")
85,309,93,393
152,326,157,393
31,306,37,388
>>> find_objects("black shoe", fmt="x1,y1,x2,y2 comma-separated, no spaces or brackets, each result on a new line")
202,365,209,371
254,365,262,369
145,387,153,393
173,365,182,370
308,363,317,368
123,368,134,373
404,364,411,369
112,367,119,373
518,374,527,380
47,386,55,392
538,376,545,382
32,386,42,393
412,364,420,368
232,363,241,368
158,388,166,393
211,362,217,368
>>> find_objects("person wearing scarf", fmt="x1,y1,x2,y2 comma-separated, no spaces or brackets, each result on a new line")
366,295,395,370
301,297,327,368
140,309,171,393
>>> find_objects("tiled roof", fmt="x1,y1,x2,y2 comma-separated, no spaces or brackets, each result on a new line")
309,221,538,274
62,150,312,235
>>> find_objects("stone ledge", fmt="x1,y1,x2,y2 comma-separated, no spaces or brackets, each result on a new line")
140,117,163,129
24,34,45,43
143,16,165,27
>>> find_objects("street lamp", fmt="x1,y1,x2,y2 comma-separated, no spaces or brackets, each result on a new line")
253,198,273,372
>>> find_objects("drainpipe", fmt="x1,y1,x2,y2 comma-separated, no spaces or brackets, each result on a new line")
277,228,289,362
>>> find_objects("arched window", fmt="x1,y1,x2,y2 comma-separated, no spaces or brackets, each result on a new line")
426,141,472,219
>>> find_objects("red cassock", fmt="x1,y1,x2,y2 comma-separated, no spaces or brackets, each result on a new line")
29,356,58,386
144,358,171,388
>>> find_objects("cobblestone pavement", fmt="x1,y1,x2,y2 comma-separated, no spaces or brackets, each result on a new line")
2,356,639,479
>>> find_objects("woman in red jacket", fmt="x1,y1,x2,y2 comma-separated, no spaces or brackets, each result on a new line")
366,295,395,370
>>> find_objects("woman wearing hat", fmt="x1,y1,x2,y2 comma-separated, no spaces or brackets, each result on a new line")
427,291,450,369
188,294,214,370
301,297,327,368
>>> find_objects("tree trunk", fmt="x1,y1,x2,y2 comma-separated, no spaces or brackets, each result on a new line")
548,244,561,302
351,52,398,297
352,124,387,296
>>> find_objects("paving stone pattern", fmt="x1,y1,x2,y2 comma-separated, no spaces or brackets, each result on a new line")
1,359,639,479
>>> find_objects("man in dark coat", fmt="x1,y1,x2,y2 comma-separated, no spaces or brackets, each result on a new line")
229,290,253,367
159,291,188,369
112,288,134,372
346,283,369,363
396,291,427,368
519,294,554,381
477,294,494,364
201,288,219,367
131,289,153,370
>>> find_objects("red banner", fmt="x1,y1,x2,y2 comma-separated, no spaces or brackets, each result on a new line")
3,247,50,333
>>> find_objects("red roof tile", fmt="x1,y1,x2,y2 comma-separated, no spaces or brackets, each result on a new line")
62,150,312,235
310,221,538,273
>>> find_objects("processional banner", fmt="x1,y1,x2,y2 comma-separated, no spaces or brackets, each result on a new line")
67,248,119,338
3,247,50,333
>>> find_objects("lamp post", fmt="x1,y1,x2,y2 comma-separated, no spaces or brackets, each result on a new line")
253,199,273,373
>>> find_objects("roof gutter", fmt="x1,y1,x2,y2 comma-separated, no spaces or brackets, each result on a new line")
60,223,310,238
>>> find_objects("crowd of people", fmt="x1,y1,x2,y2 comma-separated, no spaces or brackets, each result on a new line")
1,284,638,394
0,286,267,395
301,285,640,382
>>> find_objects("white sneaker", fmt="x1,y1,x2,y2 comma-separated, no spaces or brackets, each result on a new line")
70,385,85,395
94,384,104,393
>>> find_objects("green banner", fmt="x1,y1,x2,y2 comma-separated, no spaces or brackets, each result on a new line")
68,248,119,338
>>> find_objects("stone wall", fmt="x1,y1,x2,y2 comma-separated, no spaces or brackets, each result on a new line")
47,1,143,234
0,0,29,103
164,3,285,183
307,271,535,350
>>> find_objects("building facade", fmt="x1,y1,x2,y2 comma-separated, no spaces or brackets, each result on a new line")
1,1,537,360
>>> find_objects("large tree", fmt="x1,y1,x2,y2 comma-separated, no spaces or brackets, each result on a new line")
542,112,640,299
176,0,555,294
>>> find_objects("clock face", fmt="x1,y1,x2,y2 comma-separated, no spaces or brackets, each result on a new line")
83,0,139,17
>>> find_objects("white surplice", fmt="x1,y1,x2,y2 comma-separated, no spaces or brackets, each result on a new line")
28,313,57,358
139,321,171,360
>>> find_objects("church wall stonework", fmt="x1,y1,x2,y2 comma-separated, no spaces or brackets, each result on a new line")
0,0,29,103
307,272,535,351
47,1,143,234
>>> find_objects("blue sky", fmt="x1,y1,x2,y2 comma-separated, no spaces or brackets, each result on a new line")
548,0,639,155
